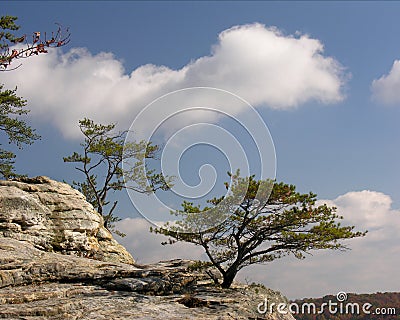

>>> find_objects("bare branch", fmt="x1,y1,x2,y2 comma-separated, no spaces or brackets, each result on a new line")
1,23,70,71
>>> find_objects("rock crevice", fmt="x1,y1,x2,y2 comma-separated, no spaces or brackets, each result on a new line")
0,176,295,319
0,176,133,264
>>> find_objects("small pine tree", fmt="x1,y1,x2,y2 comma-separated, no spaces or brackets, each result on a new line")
0,85,40,178
153,173,366,288
64,118,171,236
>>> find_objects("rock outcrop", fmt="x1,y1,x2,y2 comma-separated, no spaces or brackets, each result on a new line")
0,176,295,319
0,176,133,264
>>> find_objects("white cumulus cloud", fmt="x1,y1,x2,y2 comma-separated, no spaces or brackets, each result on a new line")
318,190,398,232
372,60,400,105
2,23,347,139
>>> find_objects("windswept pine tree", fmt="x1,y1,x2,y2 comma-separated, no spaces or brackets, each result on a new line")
153,172,366,288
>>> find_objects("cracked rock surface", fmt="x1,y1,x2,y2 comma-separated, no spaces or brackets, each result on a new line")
0,177,294,319
0,176,134,264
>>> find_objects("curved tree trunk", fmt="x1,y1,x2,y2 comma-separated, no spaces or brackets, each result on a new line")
221,267,238,288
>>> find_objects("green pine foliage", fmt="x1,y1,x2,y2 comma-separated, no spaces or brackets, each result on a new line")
153,171,366,289
0,16,40,179
0,85,40,179
0,15,19,52
64,118,171,236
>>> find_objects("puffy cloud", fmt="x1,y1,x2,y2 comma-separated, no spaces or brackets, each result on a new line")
2,23,347,139
372,60,400,105
318,190,398,232
185,24,345,108
117,190,400,299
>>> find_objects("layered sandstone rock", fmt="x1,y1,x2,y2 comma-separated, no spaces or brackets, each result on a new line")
0,176,133,264
0,176,295,319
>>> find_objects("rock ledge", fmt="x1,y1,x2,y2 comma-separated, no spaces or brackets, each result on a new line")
0,177,294,319
0,176,133,264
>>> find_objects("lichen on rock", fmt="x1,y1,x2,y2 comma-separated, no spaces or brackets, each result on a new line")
0,176,295,319
0,176,134,264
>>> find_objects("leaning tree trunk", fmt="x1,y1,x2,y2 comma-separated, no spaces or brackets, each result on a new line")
221,267,238,288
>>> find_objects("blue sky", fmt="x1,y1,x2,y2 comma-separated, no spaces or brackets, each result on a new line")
1,1,400,300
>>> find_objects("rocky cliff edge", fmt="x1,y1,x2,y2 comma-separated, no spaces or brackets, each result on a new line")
0,176,134,264
0,176,295,320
